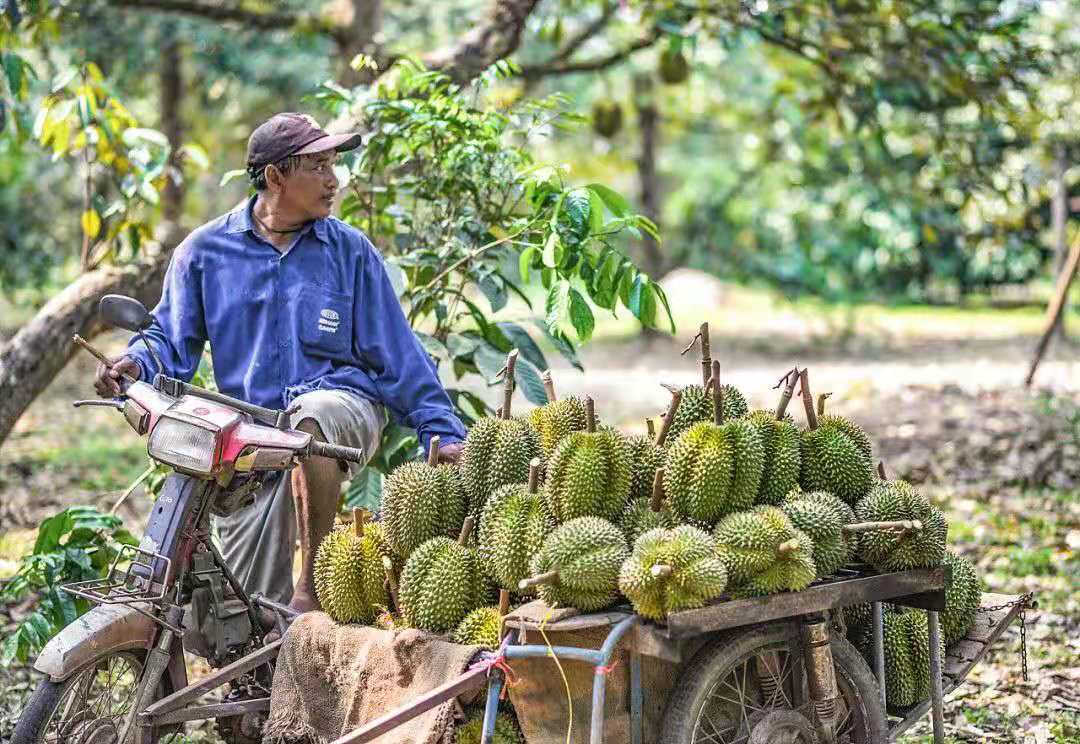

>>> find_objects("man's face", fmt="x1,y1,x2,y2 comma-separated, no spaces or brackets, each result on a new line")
274,152,339,220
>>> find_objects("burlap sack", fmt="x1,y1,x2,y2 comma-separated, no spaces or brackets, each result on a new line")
263,612,482,744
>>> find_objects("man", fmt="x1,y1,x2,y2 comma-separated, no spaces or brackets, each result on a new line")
95,112,466,614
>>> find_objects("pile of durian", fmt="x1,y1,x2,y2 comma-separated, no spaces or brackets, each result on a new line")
313,323,984,714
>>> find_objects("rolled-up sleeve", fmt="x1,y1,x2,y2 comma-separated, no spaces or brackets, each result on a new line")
125,238,207,384
351,236,466,449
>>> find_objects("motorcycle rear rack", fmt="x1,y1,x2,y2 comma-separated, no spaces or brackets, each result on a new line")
62,543,172,607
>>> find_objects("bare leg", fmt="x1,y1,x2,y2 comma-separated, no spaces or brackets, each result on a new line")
289,417,345,613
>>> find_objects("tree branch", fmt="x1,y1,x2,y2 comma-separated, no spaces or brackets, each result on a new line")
422,0,543,83
546,2,617,65
107,0,348,42
519,27,660,79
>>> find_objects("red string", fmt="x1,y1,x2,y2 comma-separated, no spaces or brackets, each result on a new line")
490,656,519,699
595,658,620,676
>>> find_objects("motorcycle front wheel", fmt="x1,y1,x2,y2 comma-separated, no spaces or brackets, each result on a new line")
12,650,172,744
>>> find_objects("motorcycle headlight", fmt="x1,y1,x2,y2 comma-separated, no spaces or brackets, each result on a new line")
147,415,220,475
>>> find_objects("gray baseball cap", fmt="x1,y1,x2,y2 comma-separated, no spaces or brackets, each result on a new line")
246,112,361,172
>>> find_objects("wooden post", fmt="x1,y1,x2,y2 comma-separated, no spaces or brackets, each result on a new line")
799,368,818,430
775,366,799,419
352,509,366,538
542,370,556,403
427,435,441,467
585,396,596,433
711,359,724,425
502,350,518,419
698,322,712,387
527,458,541,494
518,570,559,590
382,556,400,613
655,388,683,447
816,392,831,418
1026,227,1080,386
458,517,475,546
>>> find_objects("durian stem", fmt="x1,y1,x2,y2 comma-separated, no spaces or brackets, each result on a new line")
699,322,712,387
542,369,556,402
816,392,832,417
774,365,800,419
352,508,367,537
650,564,674,578
649,468,665,512
711,359,724,425
777,539,801,556
655,388,683,447
843,520,923,534
646,418,656,440
799,368,818,430
427,435,441,467
518,570,559,590
382,556,400,613
501,349,518,420
498,589,511,617
458,516,475,546
527,458,541,494
585,396,596,433
877,461,887,480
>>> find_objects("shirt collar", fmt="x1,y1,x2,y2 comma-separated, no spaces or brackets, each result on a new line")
226,195,330,245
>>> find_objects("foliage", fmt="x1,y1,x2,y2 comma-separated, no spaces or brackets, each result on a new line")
0,507,137,665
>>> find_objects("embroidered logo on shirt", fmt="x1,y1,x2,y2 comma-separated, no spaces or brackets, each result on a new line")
318,308,340,334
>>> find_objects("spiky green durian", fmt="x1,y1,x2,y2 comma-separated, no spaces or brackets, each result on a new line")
780,489,856,578
528,396,587,458
620,497,678,545
452,606,503,649
454,709,523,744
527,516,629,612
381,444,466,559
665,419,764,526
478,480,553,593
618,526,728,620
744,410,801,505
863,606,944,709
461,416,542,517
713,506,816,595
666,383,749,443
855,480,948,571
942,551,981,645
842,601,872,643
626,433,665,501
799,414,875,505
313,520,390,625
542,407,632,523
400,535,488,633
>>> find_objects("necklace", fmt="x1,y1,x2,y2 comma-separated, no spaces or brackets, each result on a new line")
252,209,309,236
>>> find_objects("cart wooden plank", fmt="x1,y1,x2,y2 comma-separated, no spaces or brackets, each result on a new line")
660,567,947,639
887,592,1025,741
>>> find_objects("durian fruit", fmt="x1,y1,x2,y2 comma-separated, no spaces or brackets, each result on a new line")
868,606,943,709
461,350,543,516
658,47,690,84
381,436,466,559
527,371,587,458
313,510,390,624
941,551,981,645
591,100,623,138
626,421,665,501
744,409,801,505
713,506,816,596
780,489,856,578
799,395,875,505
478,459,553,593
618,525,728,620
542,397,632,523
453,605,503,649
620,468,678,544
854,480,948,571
399,518,488,633
665,381,749,444
522,516,629,612
454,708,523,744
842,601,872,643
665,362,764,525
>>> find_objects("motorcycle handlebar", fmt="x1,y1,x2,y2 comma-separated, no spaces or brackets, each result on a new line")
309,440,366,464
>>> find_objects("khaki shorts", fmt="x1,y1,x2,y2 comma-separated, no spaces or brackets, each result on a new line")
214,389,385,604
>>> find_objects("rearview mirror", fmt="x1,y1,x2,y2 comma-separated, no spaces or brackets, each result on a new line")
99,295,153,332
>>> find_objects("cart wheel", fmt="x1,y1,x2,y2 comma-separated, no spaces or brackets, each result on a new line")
660,623,886,744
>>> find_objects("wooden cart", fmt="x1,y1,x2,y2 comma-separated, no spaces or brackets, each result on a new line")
329,564,1031,744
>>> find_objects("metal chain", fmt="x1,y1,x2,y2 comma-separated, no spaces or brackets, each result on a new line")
970,592,1035,682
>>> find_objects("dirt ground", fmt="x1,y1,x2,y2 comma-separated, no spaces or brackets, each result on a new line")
1,279,1079,742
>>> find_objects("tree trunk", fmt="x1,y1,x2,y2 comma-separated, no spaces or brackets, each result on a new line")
0,229,183,444
634,73,664,280
1051,143,1069,339
161,27,185,221
335,0,383,87
1026,226,1080,386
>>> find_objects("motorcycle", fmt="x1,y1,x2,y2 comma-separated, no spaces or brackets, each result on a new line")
12,294,366,744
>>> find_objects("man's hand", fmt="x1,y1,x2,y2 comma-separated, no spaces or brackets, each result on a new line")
94,356,141,397
437,441,464,465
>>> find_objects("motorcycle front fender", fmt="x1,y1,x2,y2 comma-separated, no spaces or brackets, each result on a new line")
34,603,158,681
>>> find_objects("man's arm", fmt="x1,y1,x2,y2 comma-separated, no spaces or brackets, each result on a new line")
124,239,208,384
352,235,467,452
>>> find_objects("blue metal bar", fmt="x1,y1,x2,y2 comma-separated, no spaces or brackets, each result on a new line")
480,674,503,744
590,615,639,744
504,645,602,664
630,651,643,744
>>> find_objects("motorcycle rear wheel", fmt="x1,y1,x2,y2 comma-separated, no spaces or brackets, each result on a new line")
12,650,172,744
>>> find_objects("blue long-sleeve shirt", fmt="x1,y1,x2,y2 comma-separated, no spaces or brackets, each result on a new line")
125,196,466,449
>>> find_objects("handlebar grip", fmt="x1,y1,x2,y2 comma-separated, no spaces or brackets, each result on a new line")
310,440,366,464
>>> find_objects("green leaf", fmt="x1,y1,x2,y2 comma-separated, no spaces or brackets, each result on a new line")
219,169,247,187
532,319,583,371
343,468,382,511
652,282,677,333
33,511,72,554
587,183,631,218
50,66,78,93
513,355,549,406
628,274,657,327
122,127,170,149
496,322,548,371
445,333,479,359
545,279,572,330
568,287,595,342
518,246,536,283
541,231,561,268
562,188,591,245
415,331,448,360
473,341,508,384
477,273,508,313
179,143,210,171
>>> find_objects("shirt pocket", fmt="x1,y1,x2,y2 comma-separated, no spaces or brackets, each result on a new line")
298,285,353,362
